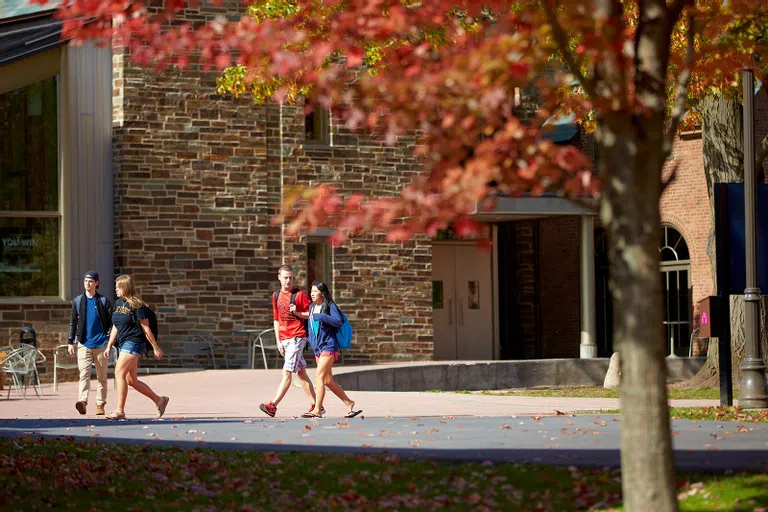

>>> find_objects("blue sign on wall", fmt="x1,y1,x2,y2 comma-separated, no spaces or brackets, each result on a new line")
713,183,768,294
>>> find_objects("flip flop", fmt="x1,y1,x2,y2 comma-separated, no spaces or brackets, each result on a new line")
344,409,363,419
302,412,323,418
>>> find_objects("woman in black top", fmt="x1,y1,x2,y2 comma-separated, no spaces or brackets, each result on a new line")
101,275,169,420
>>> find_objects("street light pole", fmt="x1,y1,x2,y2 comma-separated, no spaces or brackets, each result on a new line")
738,68,768,409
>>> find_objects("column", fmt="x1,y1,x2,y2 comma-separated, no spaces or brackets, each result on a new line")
580,216,598,358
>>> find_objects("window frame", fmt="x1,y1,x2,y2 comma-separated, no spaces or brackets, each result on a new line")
306,235,334,296
0,65,63,301
304,101,333,146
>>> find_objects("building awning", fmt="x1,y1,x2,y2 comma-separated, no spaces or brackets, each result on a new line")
472,194,598,221
542,112,579,143
0,11,65,67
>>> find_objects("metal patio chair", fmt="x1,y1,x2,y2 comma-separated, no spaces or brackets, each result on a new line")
2,345,43,399
251,329,281,369
53,345,118,391
190,331,230,369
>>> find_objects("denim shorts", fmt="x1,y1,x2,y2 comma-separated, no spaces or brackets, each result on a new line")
118,340,144,357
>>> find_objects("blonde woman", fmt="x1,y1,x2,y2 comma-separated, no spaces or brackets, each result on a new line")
101,275,169,420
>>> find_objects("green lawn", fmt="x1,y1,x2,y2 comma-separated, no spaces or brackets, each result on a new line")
1,437,766,511
667,406,768,423
574,407,768,423
428,386,727,400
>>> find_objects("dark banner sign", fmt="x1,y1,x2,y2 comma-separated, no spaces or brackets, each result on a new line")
713,183,768,294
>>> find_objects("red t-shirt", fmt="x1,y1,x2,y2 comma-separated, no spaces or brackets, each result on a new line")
272,288,311,340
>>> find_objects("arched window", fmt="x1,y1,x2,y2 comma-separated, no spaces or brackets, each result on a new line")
659,225,692,357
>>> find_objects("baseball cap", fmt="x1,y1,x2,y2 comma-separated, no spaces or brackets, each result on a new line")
83,271,100,281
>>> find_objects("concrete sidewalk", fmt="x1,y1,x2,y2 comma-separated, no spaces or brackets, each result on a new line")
0,369,720,420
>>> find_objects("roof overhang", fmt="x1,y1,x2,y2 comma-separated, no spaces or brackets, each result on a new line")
0,9,66,67
472,195,598,222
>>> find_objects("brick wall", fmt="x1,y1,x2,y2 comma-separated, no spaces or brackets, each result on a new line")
111,3,432,367
113,61,286,367
278,105,432,362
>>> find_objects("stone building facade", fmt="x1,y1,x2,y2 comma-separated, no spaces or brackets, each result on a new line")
110,0,433,367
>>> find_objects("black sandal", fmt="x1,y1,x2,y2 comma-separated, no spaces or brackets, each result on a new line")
302,412,323,418
344,409,363,418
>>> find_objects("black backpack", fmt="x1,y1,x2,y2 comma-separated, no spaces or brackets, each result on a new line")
133,305,159,354
274,288,308,333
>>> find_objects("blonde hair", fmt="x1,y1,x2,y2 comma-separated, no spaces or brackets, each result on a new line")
115,275,146,309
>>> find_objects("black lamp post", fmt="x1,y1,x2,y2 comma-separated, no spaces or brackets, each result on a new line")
738,67,768,409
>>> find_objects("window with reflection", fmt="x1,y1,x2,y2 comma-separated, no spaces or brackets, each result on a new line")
0,76,59,297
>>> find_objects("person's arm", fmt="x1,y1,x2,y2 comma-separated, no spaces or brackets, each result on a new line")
273,293,284,355
289,291,310,319
104,296,113,332
139,319,164,359
67,300,78,355
315,303,342,328
100,325,118,360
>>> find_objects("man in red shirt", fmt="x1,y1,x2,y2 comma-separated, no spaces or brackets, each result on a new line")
259,265,320,417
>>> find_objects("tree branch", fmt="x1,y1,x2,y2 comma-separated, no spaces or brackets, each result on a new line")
668,0,692,22
663,12,695,160
541,1,598,100
660,162,679,196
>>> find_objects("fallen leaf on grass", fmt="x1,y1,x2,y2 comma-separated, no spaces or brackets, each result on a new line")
263,453,283,464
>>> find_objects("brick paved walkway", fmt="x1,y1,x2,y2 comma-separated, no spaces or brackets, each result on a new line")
0,369,719,420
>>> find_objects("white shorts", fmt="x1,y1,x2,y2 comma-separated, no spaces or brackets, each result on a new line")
281,337,307,374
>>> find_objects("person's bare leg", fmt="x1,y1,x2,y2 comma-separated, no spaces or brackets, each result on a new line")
272,370,293,406
113,355,135,414
295,368,317,403
126,365,161,405
319,357,355,412
326,379,354,410
312,358,329,415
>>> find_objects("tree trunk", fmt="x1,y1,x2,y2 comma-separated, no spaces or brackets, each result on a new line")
599,113,677,510
595,4,677,509
687,94,768,388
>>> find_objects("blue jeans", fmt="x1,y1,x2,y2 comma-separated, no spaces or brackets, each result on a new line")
118,340,144,357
